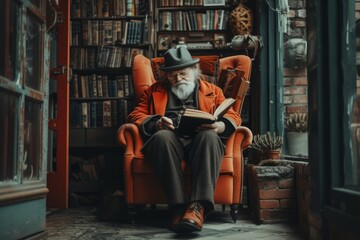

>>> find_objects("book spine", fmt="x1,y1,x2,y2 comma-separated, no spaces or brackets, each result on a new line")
81,102,89,128
103,100,112,127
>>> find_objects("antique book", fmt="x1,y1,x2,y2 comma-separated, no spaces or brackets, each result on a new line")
177,98,235,136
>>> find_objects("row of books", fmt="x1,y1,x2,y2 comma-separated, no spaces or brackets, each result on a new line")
159,10,229,31
70,46,144,69
71,20,147,46
70,74,134,99
71,0,148,18
69,99,135,128
159,0,204,7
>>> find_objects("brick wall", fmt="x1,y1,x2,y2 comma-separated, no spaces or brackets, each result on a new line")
247,163,297,223
246,160,323,239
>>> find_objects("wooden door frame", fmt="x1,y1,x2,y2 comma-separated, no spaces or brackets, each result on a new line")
46,0,70,208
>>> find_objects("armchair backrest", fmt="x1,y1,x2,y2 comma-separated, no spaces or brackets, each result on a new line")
131,54,252,113
132,54,156,103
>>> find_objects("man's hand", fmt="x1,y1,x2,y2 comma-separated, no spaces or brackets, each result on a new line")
197,121,225,134
156,116,175,131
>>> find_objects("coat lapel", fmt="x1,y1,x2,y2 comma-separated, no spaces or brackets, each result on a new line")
198,80,216,114
152,91,168,115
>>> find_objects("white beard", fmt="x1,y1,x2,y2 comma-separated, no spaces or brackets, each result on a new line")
171,79,196,100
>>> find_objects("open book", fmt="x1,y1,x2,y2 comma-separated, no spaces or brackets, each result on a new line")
176,98,236,136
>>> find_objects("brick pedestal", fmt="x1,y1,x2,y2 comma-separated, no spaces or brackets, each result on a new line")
247,163,297,223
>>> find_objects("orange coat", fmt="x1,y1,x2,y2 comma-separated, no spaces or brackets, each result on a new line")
128,78,241,128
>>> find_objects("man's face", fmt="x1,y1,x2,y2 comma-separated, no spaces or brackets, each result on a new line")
167,67,196,100
167,67,195,86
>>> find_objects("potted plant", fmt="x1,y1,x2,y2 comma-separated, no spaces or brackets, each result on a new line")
285,112,308,156
250,132,283,162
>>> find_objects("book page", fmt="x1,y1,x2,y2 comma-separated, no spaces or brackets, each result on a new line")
213,98,235,118
183,108,215,120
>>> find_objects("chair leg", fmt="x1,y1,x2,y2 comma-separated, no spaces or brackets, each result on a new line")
230,204,239,223
127,204,136,223
222,204,226,212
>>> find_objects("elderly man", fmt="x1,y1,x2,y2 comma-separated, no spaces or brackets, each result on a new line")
127,47,241,232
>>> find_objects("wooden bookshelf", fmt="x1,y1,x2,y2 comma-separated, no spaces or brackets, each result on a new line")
69,0,152,198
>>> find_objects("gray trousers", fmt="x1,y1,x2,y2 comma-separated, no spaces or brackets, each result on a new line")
141,130,225,211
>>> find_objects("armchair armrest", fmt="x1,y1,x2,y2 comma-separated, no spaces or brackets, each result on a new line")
117,123,144,157
236,126,253,149
224,126,253,157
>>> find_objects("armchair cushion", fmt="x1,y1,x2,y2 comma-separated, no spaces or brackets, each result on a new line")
218,68,245,98
132,153,234,175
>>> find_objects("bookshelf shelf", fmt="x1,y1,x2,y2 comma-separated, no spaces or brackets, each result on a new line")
155,1,232,55
72,68,132,74
70,96,134,101
70,15,149,21
157,6,231,11
157,29,228,33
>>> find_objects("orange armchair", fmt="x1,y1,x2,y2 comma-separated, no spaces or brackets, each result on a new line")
117,54,253,223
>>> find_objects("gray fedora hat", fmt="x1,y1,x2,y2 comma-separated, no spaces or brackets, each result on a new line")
159,47,200,72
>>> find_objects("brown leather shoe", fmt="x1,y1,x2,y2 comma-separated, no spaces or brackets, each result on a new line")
180,201,204,231
169,213,184,232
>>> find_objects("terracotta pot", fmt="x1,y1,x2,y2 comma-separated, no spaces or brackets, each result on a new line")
263,149,281,160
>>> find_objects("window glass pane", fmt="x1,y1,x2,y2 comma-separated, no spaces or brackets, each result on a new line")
25,11,42,91
0,1,20,80
48,29,58,172
0,89,19,183
348,2,360,188
23,100,42,181
283,2,308,159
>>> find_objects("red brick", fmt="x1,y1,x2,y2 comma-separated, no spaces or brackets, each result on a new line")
293,76,308,85
286,105,308,114
293,95,308,104
280,199,296,208
295,20,306,27
259,189,295,199
284,96,293,104
260,209,296,222
260,200,280,209
278,178,295,189
259,209,271,220
283,68,307,77
258,180,278,190
283,77,293,86
283,86,306,95
296,9,306,18
287,10,296,18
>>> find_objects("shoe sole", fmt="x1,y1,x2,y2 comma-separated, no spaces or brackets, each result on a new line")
178,221,202,232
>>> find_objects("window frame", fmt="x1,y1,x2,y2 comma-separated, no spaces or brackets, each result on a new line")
310,0,360,233
0,0,48,201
